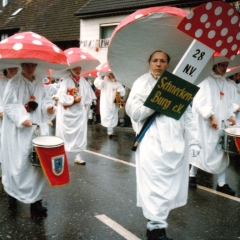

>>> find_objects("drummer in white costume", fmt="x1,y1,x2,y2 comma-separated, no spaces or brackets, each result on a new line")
0,67,18,179
1,63,56,215
226,68,240,124
56,66,96,165
126,51,200,240
189,61,236,196
94,73,125,136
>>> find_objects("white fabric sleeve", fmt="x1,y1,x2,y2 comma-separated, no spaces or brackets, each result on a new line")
3,78,30,128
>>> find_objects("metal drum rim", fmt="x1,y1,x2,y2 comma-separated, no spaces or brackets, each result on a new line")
32,136,64,148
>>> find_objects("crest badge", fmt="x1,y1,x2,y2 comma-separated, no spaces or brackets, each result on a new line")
51,155,64,176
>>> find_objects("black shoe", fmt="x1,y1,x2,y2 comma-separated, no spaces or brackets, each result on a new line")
8,195,17,211
88,119,93,125
146,229,173,240
216,184,235,196
30,200,47,215
189,176,197,188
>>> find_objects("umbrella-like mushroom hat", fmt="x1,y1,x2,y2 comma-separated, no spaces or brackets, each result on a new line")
225,66,240,79
81,68,98,79
52,48,100,78
108,7,193,88
0,32,68,70
99,62,112,77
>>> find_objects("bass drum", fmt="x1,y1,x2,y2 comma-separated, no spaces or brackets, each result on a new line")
222,127,240,155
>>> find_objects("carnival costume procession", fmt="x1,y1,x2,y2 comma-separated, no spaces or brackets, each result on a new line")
0,1,240,240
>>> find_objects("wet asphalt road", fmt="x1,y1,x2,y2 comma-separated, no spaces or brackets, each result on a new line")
0,123,240,240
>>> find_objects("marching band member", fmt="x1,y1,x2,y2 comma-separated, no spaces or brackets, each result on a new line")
189,61,236,196
56,66,96,165
126,50,200,240
1,63,56,215
226,67,240,124
94,72,125,137
0,67,18,179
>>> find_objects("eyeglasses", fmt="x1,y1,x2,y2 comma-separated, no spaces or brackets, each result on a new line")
218,63,229,67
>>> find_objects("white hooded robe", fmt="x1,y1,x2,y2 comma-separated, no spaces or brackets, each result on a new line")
94,77,125,128
126,72,200,224
190,73,233,174
0,76,9,164
56,76,94,152
1,73,55,203
227,79,240,124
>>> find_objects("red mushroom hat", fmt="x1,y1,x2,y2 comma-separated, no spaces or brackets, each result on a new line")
99,62,112,77
81,68,98,79
107,7,193,88
225,66,240,79
0,32,68,70
53,48,100,78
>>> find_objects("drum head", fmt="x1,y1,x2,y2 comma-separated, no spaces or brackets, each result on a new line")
224,127,240,137
32,136,64,147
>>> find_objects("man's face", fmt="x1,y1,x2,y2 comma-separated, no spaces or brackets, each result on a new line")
72,67,81,75
7,67,18,78
149,51,169,77
215,62,229,76
234,72,240,83
21,63,37,79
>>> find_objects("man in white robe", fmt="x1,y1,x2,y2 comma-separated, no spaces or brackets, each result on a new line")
1,63,56,215
189,62,236,196
126,51,200,240
94,73,125,137
0,67,18,179
56,67,96,165
227,71,240,124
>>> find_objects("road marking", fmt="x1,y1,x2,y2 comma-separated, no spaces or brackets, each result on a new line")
197,185,240,202
95,214,141,240
84,150,136,167
85,150,240,202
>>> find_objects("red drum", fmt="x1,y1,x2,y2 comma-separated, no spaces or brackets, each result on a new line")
31,136,70,186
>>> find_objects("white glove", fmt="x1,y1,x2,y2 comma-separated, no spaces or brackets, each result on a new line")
190,144,201,157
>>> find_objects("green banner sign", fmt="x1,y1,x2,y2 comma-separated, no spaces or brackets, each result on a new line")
144,70,199,120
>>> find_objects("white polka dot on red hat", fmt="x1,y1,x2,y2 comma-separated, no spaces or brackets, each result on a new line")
13,43,23,50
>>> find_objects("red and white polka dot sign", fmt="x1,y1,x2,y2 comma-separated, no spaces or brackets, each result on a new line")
177,2,240,60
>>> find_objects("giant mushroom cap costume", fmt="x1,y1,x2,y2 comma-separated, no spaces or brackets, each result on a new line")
0,32,68,71
108,7,193,88
108,3,240,88
225,66,240,79
99,62,112,77
81,68,98,79
52,48,100,79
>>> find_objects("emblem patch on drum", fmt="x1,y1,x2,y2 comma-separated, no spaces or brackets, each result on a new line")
51,155,64,175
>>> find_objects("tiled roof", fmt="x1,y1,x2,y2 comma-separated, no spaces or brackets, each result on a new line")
0,0,88,42
75,0,238,19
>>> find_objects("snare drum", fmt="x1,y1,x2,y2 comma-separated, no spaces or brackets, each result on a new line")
222,128,240,155
31,136,64,167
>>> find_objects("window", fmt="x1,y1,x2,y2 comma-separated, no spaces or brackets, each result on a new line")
1,33,8,41
100,23,117,48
